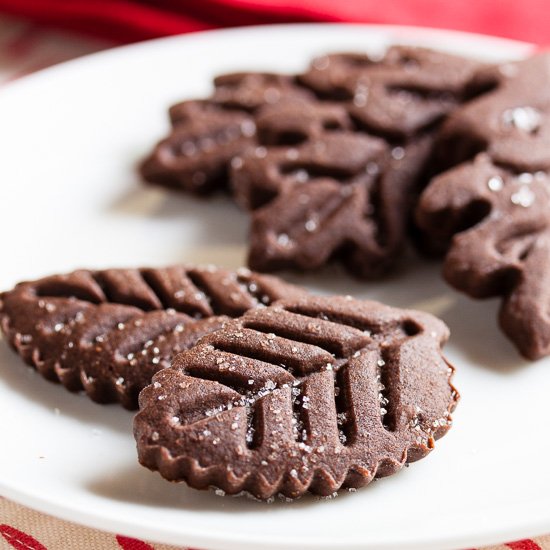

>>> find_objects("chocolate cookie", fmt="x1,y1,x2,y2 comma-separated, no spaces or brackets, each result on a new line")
416,53,550,359
230,47,484,277
299,46,484,139
237,131,432,277
140,101,257,194
434,52,550,172
140,73,312,194
135,295,457,499
141,47,484,278
0,265,305,408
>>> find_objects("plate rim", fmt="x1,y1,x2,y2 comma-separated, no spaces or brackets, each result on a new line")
3,472,550,550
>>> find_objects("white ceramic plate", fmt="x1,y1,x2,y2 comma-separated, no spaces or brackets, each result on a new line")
0,23,544,550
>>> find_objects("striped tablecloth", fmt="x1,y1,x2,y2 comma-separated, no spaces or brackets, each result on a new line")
0,15,547,550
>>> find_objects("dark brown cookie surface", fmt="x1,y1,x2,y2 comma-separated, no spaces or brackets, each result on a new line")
418,154,550,360
140,73,312,194
435,53,550,171
140,101,257,194
417,52,550,359
233,47,483,277
299,46,483,139
0,265,305,409
240,133,432,277
135,295,457,499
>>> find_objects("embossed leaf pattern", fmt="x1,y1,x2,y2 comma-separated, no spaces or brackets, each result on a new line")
135,295,457,499
141,47,484,278
0,266,305,408
417,53,550,359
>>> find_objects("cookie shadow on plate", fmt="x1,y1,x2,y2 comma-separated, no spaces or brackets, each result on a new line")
85,459,355,511
108,183,251,267
0,339,133,435
278,251,416,298
109,183,245,236
439,295,532,374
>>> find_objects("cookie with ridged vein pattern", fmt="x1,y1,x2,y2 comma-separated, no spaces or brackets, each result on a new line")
416,53,550,359
0,265,305,409
135,294,457,499
141,47,485,278
229,47,484,277
299,46,486,139
239,132,432,278
140,73,312,194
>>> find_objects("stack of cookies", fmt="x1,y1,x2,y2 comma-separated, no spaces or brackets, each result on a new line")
0,266,456,499
143,46,550,362
142,46,485,278
1,44,549,500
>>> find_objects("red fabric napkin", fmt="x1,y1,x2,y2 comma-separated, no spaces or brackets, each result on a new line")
0,0,548,45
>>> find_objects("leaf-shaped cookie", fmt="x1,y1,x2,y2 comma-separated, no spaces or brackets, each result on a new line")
417,53,550,359
135,295,457,499
0,265,305,408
